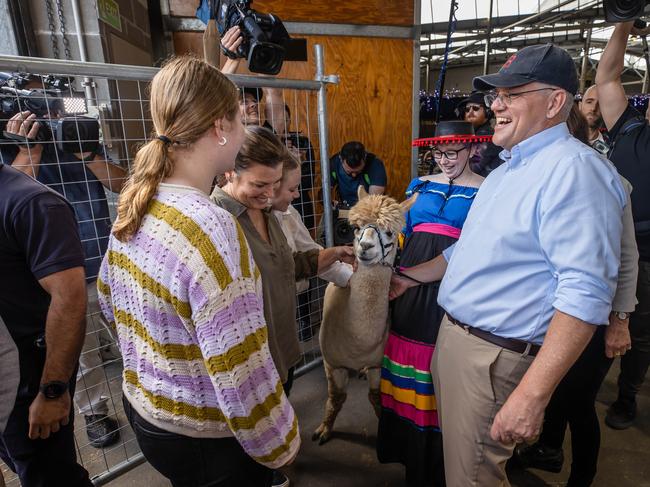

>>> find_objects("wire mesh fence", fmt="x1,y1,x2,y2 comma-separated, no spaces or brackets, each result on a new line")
0,53,333,485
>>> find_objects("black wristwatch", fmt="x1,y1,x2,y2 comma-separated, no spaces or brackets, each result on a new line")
39,381,69,399
613,311,630,321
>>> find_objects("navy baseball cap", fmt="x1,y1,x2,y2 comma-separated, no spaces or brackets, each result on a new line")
473,44,578,95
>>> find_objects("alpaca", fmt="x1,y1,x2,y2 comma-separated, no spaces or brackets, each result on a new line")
313,186,414,445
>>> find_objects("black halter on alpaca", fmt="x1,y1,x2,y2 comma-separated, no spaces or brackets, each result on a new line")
356,223,427,285
356,223,395,266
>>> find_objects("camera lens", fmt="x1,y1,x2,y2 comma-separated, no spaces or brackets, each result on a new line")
248,42,284,75
603,0,648,22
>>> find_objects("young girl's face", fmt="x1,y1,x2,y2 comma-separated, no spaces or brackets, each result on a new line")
271,167,301,212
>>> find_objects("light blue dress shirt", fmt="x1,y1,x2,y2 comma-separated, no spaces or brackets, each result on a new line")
438,123,626,345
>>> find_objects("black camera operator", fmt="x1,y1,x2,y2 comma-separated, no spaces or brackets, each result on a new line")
0,73,126,450
595,20,650,431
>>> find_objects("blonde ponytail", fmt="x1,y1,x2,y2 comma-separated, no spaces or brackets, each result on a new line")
111,55,239,241
112,139,172,241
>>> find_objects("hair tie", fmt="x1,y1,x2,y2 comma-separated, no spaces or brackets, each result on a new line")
157,135,172,145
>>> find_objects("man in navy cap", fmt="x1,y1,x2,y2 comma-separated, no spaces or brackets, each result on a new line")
390,44,626,486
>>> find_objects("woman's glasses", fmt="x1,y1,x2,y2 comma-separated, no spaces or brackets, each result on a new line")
432,146,468,161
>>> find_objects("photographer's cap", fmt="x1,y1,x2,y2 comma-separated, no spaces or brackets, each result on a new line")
473,44,578,95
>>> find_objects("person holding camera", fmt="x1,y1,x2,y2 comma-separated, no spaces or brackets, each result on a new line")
329,141,387,207
593,20,650,431
220,27,317,232
0,163,92,486
0,74,127,449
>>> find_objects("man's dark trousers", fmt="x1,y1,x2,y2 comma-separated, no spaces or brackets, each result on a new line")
617,261,650,408
0,337,92,487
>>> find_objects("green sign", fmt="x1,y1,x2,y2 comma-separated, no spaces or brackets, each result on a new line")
98,0,122,32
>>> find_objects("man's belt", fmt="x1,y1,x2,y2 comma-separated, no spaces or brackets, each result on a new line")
447,315,540,357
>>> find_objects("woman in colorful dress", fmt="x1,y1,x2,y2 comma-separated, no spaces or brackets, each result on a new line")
376,121,491,486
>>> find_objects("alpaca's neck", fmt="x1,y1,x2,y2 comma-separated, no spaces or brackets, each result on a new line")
350,264,393,298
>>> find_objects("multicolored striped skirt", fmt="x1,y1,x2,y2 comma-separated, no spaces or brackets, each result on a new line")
380,332,439,430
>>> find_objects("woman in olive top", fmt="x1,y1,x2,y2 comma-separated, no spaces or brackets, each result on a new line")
212,125,354,392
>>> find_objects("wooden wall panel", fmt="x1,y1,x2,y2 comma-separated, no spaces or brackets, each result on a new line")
169,0,414,26
173,32,205,56
303,35,413,199
173,32,413,199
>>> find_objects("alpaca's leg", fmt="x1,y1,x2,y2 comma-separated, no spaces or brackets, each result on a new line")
312,361,349,445
367,367,382,418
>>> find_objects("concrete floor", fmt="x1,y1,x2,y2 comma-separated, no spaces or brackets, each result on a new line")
104,360,650,487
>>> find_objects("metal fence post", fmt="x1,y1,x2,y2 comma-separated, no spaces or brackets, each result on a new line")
314,44,338,248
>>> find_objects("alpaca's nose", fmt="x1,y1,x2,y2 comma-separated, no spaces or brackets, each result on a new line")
359,240,373,251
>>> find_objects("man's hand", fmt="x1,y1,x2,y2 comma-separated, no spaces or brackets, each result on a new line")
490,389,545,445
7,111,42,144
389,273,416,300
6,111,43,155
605,314,632,358
28,392,71,440
221,26,243,74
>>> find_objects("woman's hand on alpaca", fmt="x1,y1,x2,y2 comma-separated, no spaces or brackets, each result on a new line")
336,245,355,265
317,246,355,273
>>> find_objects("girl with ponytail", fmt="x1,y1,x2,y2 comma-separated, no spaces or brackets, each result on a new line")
97,56,300,485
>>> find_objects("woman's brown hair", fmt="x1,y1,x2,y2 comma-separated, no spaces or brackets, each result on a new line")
234,125,293,174
112,56,239,241
567,102,590,145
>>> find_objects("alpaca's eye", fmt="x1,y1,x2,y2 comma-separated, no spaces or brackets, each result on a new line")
385,231,394,238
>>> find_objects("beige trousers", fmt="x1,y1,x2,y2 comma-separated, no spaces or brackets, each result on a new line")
431,316,535,487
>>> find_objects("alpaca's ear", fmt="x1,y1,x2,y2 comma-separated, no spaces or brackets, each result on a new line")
400,193,417,214
357,185,369,201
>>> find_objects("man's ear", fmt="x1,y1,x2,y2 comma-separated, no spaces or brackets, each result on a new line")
547,90,568,119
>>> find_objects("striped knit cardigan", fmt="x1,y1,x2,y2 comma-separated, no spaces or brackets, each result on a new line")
97,184,300,468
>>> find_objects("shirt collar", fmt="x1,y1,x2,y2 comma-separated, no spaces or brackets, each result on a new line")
211,186,247,217
499,122,569,169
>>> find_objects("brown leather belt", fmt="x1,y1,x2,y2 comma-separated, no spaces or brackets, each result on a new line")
447,315,540,357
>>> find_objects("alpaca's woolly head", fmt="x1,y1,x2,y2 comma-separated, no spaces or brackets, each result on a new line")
347,188,415,266
348,194,406,236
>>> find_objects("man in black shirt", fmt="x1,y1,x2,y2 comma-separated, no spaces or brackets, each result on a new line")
596,20,650,430
0,164,91,486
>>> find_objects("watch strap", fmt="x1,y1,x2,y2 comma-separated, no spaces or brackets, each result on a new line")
39,381,69,399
